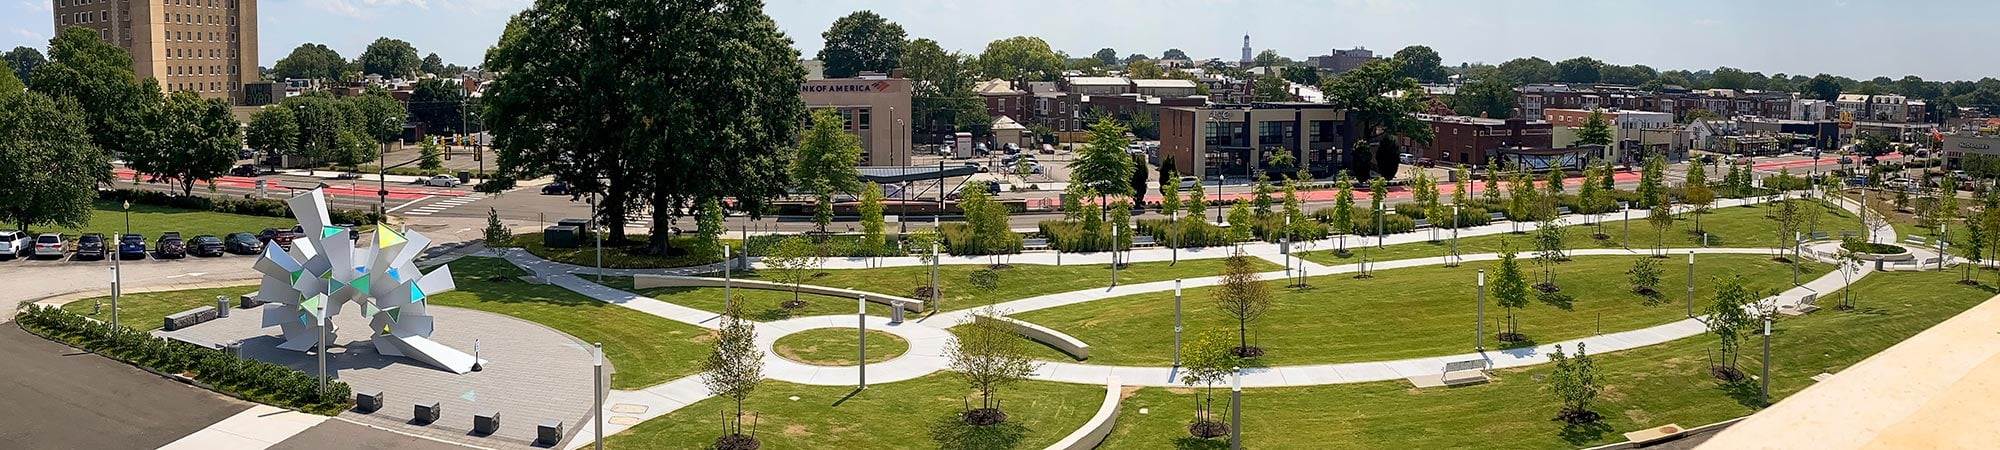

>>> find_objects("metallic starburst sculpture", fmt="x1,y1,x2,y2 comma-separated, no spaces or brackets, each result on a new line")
252,189,480,374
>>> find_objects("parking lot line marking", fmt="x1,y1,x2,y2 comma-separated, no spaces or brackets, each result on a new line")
385,195,436,213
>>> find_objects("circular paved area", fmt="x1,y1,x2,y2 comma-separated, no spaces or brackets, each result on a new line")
752,315,953,386
158,303,598,448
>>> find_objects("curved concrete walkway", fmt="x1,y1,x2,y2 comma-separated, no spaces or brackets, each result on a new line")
754,314,955,386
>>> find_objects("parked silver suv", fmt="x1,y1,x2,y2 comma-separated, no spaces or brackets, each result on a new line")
34,233,65,259
0,230,28,259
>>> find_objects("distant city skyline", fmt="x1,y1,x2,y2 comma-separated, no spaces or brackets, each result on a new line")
3,0,1995,82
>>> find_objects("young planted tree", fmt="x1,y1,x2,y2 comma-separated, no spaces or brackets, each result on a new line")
483,207,513,257
1577,164,1602,218
795,109,864,233
1071,117,1137,205
859,182,886,257
698,197,726,260
1110,200,1134,256
1637,155,1666,208
418,138,444,172
1545,342,1601,424
1963,219,1984,285
1178,330,1239,439
1282,180,1305,240
1627,256,1662,297
1702,275,1758,381
1483,161,1505,206
1213,252,1273,357
1453,166,1472,207
1160,169,1182,217
1684,162,1715,234
1332,172,1356,252
948,307,1042,425
1648,203,1675,256
1252,174,1275,219
701,304,765,449
1226,200,1253,245
1507,168,1535,232
1493,245,1531,342
1368,176,1389,220
1187,177,1208,220
1533,218,1568,291
764,237,822,309
1833,239,1865,310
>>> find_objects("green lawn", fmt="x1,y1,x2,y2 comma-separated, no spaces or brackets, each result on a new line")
36,201,297,242
512,232,735,269
422,257,713,389
1011,254,1825,366
1302,199,1856,266
66,286,255,331
773,329,908,366
593,277,899,320
1097,269,1996,450
729,257,1281,312
598,373,1103,449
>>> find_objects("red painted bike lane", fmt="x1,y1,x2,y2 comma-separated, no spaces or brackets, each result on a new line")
112,169,459,200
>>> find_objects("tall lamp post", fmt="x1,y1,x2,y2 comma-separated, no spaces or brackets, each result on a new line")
593,342,604,450
1450,203,1461,266
1760,317,1772,405
1171,209,1180,265
1687,251,1696,317
115,200,129,328
1173,280,1183,367
858,295,868,389
1230,366,1243,450
1476,269,1486,351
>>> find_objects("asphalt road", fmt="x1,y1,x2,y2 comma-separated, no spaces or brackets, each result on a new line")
270,420,472,450
0,325,251,450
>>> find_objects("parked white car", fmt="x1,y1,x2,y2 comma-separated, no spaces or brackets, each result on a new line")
425,175,462,188
0,230,28,259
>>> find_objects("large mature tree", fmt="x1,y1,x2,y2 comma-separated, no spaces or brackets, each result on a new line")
246,106,300,158
485,0,806,253
279,95,349,169
1799,73,1841,100
1391,45,1447,83
1279,65,1320,87
903,38,987,139
793,109,864,232
408,78,469,135
272,43,346,81
1161,48,1189,60
1093,48,1119,66
1071,117,1137,201
1495,56,1555,85
1122,53,1151,65
1213,252,1273,357
1252,73,1294,102
358,37,421,78
1252,49,1287,68
4,46,45,86
1553,56,1603,84
1322,59,1434,180
1125,59,1167,79
1450,76,1515,119
129,91,241,196
349,87,407,144
817,11,905,78
29,27,155,167
948,307,1042,424
1599,64,1658,86
978,36,1063,86
420,53,445,76
0,75,107,231
1575,108,1613,147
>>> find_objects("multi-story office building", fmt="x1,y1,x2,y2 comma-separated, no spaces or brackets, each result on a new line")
799,73,912,167
52,0,260,105
1159,103,1353,179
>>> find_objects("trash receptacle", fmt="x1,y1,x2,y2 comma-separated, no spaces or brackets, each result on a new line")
458,171,471,184
543,226,579,248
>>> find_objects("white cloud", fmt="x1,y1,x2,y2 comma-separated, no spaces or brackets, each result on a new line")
12,27,44,41
311,0,369,19
20,0,51,12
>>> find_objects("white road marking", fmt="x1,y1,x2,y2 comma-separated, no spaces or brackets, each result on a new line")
386,195,436,212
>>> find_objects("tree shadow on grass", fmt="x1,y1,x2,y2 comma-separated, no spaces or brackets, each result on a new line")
1717,379,1767,409
1556,420,1614,446
928,412,1029,450
1170,436,1230,450
1537,291,1575,311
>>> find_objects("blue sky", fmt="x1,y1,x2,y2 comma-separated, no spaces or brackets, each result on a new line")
3,0,1994,81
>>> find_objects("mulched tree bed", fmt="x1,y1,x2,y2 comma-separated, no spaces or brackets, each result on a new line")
1709,365,1747,382
713,434,761,450
1231,346,1265,358
1631,287,1659,296
1497,332,1528,342
1533,283,1561,294
1554,408,1602,425
912,287,939,300
961,408,1008,426
1187,419,1231,439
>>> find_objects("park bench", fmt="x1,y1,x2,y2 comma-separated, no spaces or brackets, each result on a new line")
162,306,218,331
1022,238,1050,251
1557,206,1574,215
1838,230,1859,239
1440,359,1491,386
1132,236,1158,248
1919,257,1940,267
1905,236,1928,246
1487,212,1508,222
1780,293,1820,316
1413,219,1432,229
1809,231,1829,241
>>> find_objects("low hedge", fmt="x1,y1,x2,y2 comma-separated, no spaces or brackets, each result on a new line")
15,306,352,415
1135,217,1232,249
744,233,906,258
1037,221,1115,252
1842,240,1908,255
99,189,382,225
940,223,1021,255
1347,211,1417,236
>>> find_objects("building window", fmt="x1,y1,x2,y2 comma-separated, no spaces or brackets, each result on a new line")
858,109,871,130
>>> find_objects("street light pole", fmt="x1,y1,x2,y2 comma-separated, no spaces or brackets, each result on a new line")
1760,317,1772,405
316,302,327,396
1476,269,1485,352
1230,366,1243,450
594,342,604,450
1451,203,1461,266
723,244,733,312
858,295,868,389
1111,225,1120,287
1687,251,1696,317
1173,279,1183,367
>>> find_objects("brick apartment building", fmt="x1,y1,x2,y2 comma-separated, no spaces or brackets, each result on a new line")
1399,115,1554,166
975,79,1029,122
53,0,260,105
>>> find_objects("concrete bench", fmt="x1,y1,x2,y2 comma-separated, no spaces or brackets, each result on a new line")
1905,236,1929,245
354,390,383,413
1920,257,1940,267
980,315,1089,360
537,420,564,446
413,402,441,425
238,292,264,308
473,409,501,436
162,306,219,331
1022,238,1050,251
1441,359,1491,385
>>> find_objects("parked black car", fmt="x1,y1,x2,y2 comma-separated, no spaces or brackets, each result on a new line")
156,232,187,259
258,228,297,250
76,233,106,260
230,164,260,177
190,235,225,257
224,232,263,255
117,234,146,260
541,181,570,195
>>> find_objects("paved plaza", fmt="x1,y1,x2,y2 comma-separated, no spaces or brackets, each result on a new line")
158,302,600,449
